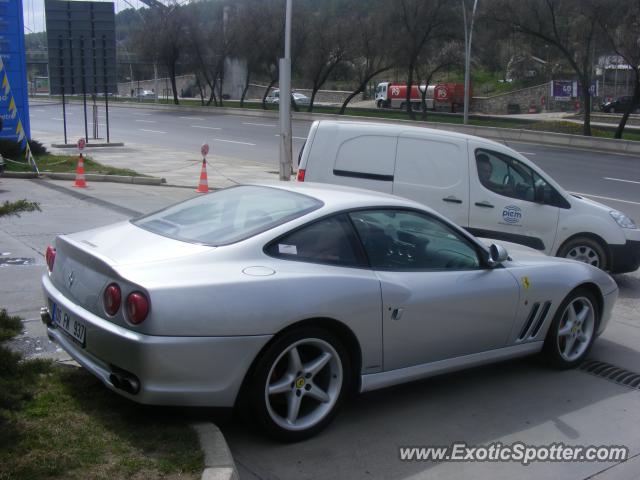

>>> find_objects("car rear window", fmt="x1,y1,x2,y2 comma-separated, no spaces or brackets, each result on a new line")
132,185,322,246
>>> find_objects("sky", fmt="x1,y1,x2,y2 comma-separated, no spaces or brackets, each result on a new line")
22,0,140,33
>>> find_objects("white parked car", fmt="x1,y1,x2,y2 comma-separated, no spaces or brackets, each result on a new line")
266,89,310,106
297,120,640,274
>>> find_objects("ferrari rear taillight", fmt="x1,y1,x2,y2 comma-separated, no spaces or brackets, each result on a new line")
45,245,56,272
104,283,122,316
297,169,306,181
127,292,149,324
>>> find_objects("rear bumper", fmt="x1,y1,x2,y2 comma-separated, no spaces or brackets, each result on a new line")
609,239,640,274
42,274,271,407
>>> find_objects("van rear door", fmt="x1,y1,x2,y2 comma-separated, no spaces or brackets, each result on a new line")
393,133,470,227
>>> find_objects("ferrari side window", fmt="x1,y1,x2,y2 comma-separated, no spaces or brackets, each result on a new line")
349,209,480,271
266,215,364,267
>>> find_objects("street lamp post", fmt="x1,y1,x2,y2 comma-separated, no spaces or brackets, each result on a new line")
462,0,478,125
279,0,293,181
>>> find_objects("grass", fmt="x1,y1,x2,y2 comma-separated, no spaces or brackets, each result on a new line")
0,200,41,218
0,365,204,480
0,309,203,480
5,154,144,177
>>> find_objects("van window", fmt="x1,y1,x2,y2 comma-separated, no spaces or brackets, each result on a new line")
395,138,464,188
334,135,396,177
475,149,568,207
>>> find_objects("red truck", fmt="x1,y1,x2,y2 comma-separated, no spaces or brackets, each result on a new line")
375,82,468,112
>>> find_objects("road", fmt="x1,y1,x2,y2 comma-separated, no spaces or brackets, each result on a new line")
1,177,640,480
29,102,640,220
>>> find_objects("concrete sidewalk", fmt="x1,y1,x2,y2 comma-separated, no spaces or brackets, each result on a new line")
32,130,284,188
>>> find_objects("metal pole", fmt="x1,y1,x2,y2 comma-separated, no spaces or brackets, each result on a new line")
103,36,110,143
278,0,293,180
58,35,68,144
80,36,89,144
463,0,478,125
154,63,159,103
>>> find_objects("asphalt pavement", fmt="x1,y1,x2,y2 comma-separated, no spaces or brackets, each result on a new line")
1,177,639,480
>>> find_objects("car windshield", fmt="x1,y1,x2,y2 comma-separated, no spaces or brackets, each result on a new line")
133,185,322,246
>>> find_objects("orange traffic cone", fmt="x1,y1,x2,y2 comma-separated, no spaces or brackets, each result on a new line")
195,158,209,193
73,153,87,188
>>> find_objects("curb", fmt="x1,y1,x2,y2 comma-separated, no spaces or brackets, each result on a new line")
2,171,166,185
192,423,239,480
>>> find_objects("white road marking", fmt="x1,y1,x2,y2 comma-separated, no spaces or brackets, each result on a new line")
572,192,640,206
243,122,276,127
139,129,167,134
135,119,156,123
51,118,64,121
214,138,256,146
180,116,205,121
132,112,153,116
604,177,640,185
274,134,308,140
191,125,222,130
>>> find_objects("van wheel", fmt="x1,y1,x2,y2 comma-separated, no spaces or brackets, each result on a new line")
557,237,608,271
377,100,383,108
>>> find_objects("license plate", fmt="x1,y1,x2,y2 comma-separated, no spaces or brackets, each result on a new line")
52,302,86,346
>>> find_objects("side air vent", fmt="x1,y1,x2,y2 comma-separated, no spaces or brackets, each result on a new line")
580,360,640,390
517,303,539,341
529,301,551,338
517,301,552,341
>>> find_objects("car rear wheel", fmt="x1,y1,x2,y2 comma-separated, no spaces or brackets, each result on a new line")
557,237,608,271
542,289,599,369
248,327,350,441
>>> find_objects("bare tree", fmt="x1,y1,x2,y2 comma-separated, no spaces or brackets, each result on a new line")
392,0,450,119
338,4,395,114
416,41,464,120
300,11,349,112
490,0,611,136
600,0,640,138
135,3,185,105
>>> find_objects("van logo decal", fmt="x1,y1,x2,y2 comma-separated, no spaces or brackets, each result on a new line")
502,205,522,224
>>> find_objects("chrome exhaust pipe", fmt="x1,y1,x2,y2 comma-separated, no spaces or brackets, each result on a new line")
109,370,140,395
40,307,52,326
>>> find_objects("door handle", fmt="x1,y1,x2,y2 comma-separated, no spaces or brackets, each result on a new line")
442,196,463,204
391,308,404,321
474,201,495,208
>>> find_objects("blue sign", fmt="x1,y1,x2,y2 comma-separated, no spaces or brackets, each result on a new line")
0,0,30,143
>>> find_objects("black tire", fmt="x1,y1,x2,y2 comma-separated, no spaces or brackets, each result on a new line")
557,236,608,271
542,288,599,369
377,100,383,109
247,327,350,442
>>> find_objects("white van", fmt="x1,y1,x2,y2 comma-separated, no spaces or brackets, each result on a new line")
297,120,640,274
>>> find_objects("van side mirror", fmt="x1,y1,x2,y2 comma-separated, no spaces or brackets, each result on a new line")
487,244,509,267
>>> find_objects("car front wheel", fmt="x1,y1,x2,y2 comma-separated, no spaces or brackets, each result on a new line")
557,237,608,271
248,327,350,441
542,289,599,368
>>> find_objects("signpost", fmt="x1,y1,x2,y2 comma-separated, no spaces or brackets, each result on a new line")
45,0,117,145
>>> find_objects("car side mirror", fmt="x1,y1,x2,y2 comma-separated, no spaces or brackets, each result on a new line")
487,243,509,267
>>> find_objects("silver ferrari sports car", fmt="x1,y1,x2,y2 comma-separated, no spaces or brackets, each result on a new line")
41,183,618,441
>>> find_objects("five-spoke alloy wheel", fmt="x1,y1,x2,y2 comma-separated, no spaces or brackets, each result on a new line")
543,289,599,368
248,327,350,441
